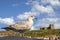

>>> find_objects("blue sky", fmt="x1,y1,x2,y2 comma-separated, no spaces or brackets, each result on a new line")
0,0,60,31
0,0,31,17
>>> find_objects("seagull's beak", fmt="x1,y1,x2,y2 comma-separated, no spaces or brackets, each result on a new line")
35,18,37,20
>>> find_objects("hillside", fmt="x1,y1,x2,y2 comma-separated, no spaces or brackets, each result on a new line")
24,29,60,38
0,29,60,38
0,31,20,36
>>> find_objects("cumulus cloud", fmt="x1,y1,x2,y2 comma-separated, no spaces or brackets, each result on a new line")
31,3,55,16
34,18,60,29
41,0,60,6
0,17,15,25
50,0,60,6
17,11,39,20
17,0,60,29
17,13,29,20
17,0,55,20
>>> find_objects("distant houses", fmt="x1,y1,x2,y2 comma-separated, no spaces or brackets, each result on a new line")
40,24,54,30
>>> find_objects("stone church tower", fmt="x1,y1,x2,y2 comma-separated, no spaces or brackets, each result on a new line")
49,24,54,29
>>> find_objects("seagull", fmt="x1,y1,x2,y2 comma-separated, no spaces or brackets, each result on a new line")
2,16,36,35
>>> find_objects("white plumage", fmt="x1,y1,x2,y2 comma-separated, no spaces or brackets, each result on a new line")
3,16,35,30
11,16,35,30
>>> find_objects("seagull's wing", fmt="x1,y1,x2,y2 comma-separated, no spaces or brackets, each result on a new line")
11,22,28,30
2,25,16,31
2,27,11,31
2,21,31,31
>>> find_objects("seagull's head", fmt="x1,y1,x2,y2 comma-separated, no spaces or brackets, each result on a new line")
28,16,37,20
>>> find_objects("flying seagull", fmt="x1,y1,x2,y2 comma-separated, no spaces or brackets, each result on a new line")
2,16,36,36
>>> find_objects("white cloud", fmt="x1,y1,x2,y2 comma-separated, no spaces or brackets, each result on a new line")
50,0,60,6
17,12,34,20
32,4,55,16
55,23,60,29
17,14,29,20
17,0,55,20
17,0,60,30
30,0,55,16
12,4,19,7
34,18,60,29
0,17,15,25
41,0,60,6
17,11,39,20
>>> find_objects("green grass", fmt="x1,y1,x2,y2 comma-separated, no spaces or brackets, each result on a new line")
0,29,60,37
24,29,60,37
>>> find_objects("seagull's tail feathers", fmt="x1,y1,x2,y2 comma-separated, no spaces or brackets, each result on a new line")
2,27,14,31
